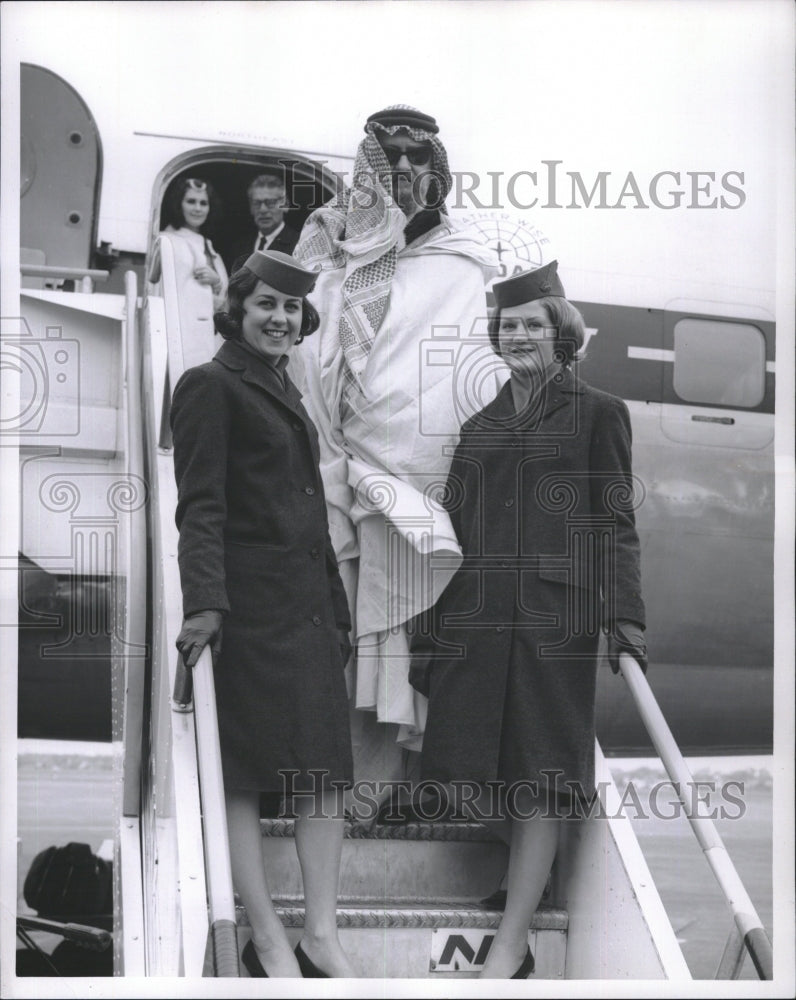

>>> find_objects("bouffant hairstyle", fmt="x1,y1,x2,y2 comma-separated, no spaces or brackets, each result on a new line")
214,265,320,344
487,295,586,367
161,176,223,236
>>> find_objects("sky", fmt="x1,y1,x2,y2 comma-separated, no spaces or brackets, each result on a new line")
2,0,793,295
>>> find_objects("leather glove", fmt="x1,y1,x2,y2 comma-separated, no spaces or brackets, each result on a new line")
407,610,436,697
608,620,648,675
408,657,432,698
176,610,224,668
339,629,352,668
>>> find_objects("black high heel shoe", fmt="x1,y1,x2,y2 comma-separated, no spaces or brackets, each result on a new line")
511,946,535,979
294,941,329,978
241,939,269,978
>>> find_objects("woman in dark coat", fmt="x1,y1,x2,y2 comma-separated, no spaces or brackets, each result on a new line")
410,260,647,979
171,250,355,978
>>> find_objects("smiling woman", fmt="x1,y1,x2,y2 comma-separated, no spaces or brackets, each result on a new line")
240,283,303,360
161,175,228,313
170,249,354,978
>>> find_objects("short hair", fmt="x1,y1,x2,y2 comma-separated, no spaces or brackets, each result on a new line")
161,176,222,235
214,264,320,344
487,295,585,367
247,173,286,198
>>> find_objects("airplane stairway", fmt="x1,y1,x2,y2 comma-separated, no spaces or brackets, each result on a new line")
11,227,771,981
235,816,568,979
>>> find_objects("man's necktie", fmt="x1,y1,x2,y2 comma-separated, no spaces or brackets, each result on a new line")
257,235,266,251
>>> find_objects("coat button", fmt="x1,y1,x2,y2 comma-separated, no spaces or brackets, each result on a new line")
312,615,322,626
304,486,316,496
310,547,320,559
501,561,509,568
496,626,505,633
504,498,514,507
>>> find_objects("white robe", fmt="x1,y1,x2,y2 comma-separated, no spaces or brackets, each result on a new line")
161,227,228,371
290,221,505,762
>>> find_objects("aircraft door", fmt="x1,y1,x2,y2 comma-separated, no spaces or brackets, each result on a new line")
21,63,102,283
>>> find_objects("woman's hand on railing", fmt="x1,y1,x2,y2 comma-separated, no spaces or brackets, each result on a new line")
608,620,648,674
176,610,224,668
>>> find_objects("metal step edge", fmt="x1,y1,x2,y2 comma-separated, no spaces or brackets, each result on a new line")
236,900,568,932
261,818,501,842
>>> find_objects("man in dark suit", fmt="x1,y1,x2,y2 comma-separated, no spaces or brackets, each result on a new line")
226,173,300,272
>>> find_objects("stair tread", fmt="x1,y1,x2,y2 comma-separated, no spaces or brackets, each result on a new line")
261,817,501,842
237,899,568,931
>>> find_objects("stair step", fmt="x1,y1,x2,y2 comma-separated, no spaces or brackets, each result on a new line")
261,817,503,841
235,900,568,979
260,818,508,899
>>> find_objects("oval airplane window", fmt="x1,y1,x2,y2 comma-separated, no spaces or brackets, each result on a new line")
673,318,765,409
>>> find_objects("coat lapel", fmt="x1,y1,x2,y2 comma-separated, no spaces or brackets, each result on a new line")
536,367,583,425
215,339,305,414
477,367,583,434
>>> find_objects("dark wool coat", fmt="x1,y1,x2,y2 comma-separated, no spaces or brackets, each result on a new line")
416,368,645,796
171,338,353,793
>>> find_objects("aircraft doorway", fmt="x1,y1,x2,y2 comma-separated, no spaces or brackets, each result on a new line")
151,151,341,274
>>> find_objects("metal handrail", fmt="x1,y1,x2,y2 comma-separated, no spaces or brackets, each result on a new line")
618,652,773,980
20,264,110,293
16,915,112,951
120,269,148,818
171,650,238,976
20,264,110,280
155,234,239,976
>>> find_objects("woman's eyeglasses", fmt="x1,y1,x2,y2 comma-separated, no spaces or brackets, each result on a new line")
500,321,559,340
186,178,208,191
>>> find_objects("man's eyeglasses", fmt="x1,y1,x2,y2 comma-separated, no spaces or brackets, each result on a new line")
250,197,287,210
186,178,208,192
380,144,433,168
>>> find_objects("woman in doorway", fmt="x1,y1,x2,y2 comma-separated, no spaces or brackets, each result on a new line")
410,261,647,979
160,176,229,366
171,251,355,978
161,175,228,308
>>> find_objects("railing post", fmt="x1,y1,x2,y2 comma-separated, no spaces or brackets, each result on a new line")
172,647,239,976
619,652,774,980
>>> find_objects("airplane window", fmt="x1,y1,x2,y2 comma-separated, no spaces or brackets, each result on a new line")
673,319,765,408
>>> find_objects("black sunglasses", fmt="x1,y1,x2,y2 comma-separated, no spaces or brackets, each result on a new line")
380,144,433,167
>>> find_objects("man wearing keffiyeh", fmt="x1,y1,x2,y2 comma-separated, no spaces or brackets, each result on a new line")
292,105,502,797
